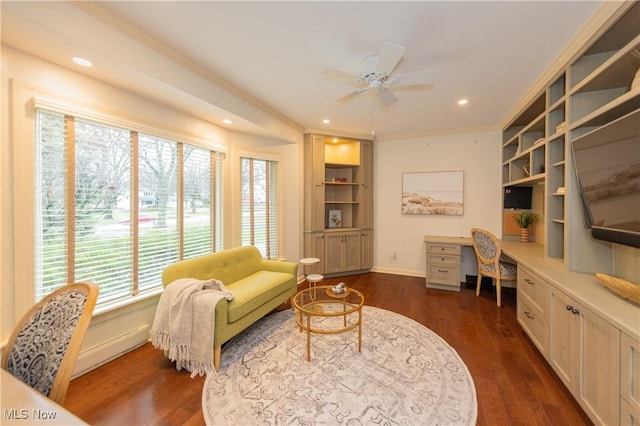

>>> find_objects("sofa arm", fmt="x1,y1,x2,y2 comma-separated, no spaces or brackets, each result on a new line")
261,259,298,277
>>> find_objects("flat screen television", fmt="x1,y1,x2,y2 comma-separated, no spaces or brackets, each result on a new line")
571,115,640,249
504,186,532,209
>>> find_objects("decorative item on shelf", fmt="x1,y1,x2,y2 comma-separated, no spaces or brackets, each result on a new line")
538,164,545,174
513,212,538,242
522,162,530,178
331,177,348,183
631,49,640,91
556,186,565,195
555,122,566,134
328,210,342,228
595,273,640,305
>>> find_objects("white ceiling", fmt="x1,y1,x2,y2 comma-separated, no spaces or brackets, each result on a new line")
2,1,604,141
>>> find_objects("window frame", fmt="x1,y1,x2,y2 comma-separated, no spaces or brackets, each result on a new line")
239,152,281,260
17,93,226,314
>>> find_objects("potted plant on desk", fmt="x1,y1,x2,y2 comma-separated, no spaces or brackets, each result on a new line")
514,212,538,242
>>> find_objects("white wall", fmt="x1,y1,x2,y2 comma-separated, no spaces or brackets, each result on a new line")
0,47,303,373
372,130,502,277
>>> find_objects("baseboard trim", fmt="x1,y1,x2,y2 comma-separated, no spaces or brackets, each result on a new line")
72,325,150,378
370,267,425,278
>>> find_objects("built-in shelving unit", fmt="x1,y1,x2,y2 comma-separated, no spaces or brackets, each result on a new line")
502,4,639,425
502,1,639,265
303,134,373,276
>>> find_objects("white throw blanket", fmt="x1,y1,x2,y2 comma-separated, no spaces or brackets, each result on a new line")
150,278,234,377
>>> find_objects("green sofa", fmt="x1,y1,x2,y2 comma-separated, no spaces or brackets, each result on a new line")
161,245,298,370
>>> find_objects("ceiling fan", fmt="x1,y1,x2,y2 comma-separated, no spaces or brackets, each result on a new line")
322,42,437,107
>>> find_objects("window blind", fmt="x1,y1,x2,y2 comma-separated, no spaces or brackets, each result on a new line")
33,107,225,306
240,156,278,259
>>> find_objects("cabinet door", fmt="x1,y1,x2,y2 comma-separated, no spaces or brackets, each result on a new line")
324,231,361,274
343,231,362,272
621,333,640,419
549,287,621,425
360,230,373,270
548,288,578,392
621,398,640,426
578,306,619,426
324,233,344,274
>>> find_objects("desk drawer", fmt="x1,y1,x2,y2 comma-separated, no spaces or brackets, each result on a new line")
426,264,460,286
427,254,459,266
518,266,548,312
427,244,461,256
517,290,547,355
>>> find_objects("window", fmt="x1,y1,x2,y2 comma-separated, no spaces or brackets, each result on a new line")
240,156,278,259
34,108,224,305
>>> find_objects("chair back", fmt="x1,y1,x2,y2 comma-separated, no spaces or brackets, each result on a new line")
471,228,501,275
1,282,98,404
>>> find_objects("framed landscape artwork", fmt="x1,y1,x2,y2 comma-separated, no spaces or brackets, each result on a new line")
402,171,464,215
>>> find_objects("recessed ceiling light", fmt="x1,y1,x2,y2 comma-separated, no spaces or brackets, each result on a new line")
332,138,339,143
223,119,232,124
322,119,331,124
458,99,468,105
72,57,93,67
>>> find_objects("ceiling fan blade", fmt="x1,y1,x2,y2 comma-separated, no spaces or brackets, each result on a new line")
375,88,398,107
336,87,369,103
375,42,406,76
390,69,438,87
321,68,362,83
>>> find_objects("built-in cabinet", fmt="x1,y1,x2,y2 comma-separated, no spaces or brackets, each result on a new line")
303,134,373,276
501,1,639,270
502,240,639,426
548,286,620,426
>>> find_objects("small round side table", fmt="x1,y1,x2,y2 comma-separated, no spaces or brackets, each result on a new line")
300,257,323,289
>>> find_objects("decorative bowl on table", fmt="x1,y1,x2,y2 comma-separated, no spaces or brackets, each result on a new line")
331,282,346,294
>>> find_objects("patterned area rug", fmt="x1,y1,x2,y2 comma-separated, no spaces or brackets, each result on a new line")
202,306,477,425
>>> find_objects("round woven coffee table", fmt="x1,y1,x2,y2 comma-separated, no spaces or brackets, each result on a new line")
292,285,364,361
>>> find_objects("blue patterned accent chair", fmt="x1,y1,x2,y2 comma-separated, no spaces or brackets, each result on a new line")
1,282,98,404
471,228,517,307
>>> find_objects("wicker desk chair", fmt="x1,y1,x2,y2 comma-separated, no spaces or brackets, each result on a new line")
1,282,99,404
471,228,517,307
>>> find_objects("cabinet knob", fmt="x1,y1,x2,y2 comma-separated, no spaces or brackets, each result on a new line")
525,278,535,286
524,311,534,320
437,269,448,273
566,305,580,315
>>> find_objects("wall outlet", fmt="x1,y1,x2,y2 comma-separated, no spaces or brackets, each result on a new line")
391,250,397,260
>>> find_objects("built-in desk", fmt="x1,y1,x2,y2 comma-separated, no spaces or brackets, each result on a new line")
425,235,640,425
424,235,639,337
0,370,87,425
423,236,473,291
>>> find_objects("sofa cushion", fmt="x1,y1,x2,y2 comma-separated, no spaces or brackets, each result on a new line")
226,271,294,323
162,246,263,287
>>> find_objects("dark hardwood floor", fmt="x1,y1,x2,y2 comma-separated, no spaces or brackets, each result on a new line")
65,272,592,425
